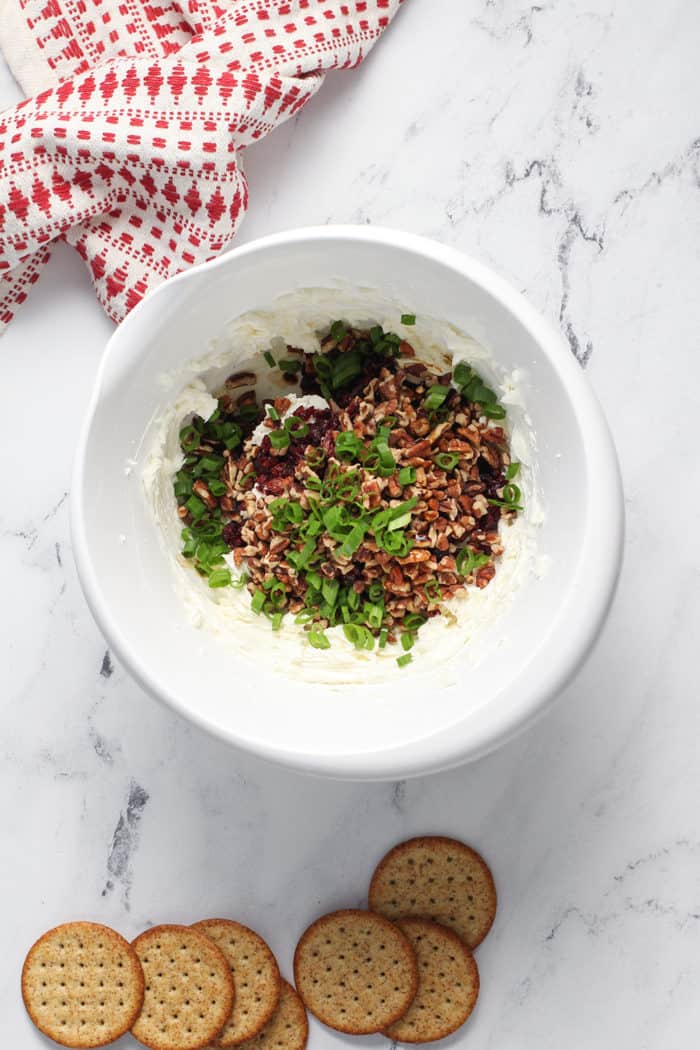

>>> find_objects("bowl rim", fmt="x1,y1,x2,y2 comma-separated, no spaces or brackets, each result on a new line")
71,224,624,780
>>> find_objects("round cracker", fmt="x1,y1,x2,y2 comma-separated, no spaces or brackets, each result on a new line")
234,980,308,1050
131,925,234,1050
368,836,497,949
293,909,417,1036
192,920,280,1046
384,918,479,1043
21,921,144,1049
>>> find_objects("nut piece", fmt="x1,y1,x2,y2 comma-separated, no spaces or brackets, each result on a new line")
225,371,257,389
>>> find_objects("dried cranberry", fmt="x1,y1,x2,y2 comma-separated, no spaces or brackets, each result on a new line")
477,456,496,478
253,435,296,494
481,505,501,532
299,367,322,396
222,520,243,549
252,409,339,493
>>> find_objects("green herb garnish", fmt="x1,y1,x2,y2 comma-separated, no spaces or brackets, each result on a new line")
424,385,450,413
434,452,459,471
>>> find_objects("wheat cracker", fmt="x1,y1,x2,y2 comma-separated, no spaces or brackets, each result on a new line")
293,909,417,1035
22,920,144,1048
384,918,479,1043
131,924,234,1050
368,836,497,950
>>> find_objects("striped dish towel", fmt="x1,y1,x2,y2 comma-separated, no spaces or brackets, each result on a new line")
0,0,403,330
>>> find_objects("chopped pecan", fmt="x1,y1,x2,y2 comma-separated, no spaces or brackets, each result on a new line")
192,480,217,509
225,371,257,389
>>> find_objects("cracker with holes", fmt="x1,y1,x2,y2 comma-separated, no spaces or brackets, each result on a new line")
235,980,308,1050
21,921,144,1049
131,925,234,1050
368,836,497,950
192,919,280,1046
293,909,417,1035
384,918,479,1043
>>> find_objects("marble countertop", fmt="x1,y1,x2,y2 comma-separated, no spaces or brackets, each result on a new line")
2,1,699,1046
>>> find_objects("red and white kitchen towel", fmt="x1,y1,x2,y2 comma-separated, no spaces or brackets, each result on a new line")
0,0,403,330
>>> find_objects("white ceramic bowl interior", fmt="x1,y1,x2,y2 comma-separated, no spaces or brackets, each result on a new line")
72,227,623,779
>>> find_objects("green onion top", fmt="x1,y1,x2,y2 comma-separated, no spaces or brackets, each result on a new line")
424,384,450,412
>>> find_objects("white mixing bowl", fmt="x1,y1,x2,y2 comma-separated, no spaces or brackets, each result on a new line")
71,226,623,779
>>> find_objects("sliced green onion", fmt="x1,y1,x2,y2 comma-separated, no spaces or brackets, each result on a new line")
505,461,521,481
335,432,364,461
284,416,309,440
364,602,384,630
331,349,363,389
269,429,291,450
456,547,490,576
174,479,193,500
264,578,287,607
343,624,374,651
287,537,317,572
401,631,415,651
368,581,384,603
231,572,249,590
278,358,302,373
453,362,472,387
306,571,323,592
208,568,232,588
185,495,206,520
434,452,459,471
487,482,522,511
198,454,225,474
388,512,412,532
305,448,326,469
338,523,367,558
270,611,283,630
481,403,506,420
378,628,389,649
397,653,412,668
402,612,427,631
424,579,443,604
223,426,242,450
369,325,383,345
372,497,417,533
401,313,416,325
251,590,266,614
312,355,332,379
347,586,361,611
208,479,227,497
234,404,261,424
378,529,413,557
322,577,339,607
372,440,395,475
267,405,280,422
424,384,450,412
398,466,416,486
308,629,331,650
330,320,347,342
264,350,276,367
179,424,200,452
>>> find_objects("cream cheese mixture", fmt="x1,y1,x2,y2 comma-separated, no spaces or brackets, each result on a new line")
142,287,543,685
